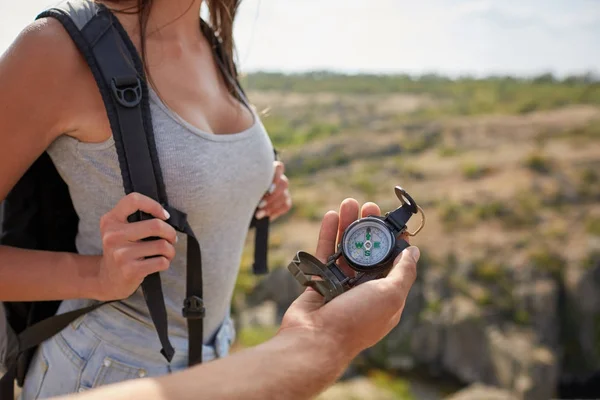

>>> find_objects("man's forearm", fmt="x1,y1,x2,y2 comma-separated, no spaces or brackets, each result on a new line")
58,328,354,400
0,246,102,301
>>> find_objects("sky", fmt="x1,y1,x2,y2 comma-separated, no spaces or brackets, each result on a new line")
1,0,599,78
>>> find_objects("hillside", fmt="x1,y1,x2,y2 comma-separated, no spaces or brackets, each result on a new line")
233,73,600,400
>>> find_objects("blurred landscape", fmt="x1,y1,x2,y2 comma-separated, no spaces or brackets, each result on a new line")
231,71,600,400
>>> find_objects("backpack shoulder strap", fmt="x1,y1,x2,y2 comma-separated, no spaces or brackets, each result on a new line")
38,0,207,367
40,0,167,201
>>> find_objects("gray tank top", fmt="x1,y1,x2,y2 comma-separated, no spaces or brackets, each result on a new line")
48,78,274,347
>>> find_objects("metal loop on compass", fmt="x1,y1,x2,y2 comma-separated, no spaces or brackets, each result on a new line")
407,205,426,236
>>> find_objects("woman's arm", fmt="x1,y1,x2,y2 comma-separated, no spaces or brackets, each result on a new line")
0,248,105,301
0,18,106,301
0,20,177,302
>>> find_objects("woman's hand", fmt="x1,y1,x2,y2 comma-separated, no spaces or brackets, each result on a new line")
255,161,292,221
278,198,420,359
96,193,178,301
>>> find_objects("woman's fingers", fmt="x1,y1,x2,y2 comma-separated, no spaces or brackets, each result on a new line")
135,256,171,277
256,172,290,219
123,218,178,244
259,191,292,220
108,192,170,223
126,239,176,262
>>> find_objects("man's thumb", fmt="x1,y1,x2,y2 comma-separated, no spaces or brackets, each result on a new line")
387,245,420,283
403,246,420,263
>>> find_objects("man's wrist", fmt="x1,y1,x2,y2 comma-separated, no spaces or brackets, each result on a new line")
276,326,355,382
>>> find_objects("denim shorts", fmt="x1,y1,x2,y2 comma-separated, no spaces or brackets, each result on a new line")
19,307,236,399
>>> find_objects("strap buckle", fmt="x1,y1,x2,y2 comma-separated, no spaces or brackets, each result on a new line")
182,296,205,320
111,76,142,108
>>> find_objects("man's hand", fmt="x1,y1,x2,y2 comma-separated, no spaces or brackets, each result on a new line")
279,198,420,359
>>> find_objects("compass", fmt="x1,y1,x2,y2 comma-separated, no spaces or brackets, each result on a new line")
288,186,425,303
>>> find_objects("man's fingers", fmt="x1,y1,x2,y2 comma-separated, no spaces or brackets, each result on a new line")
336,198,360,245
315,211,340,263
361,202,381,218
110,193,169,223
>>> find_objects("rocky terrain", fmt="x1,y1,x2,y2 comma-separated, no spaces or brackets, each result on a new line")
233,74,600,400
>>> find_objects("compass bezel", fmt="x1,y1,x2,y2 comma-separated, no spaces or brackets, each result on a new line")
341,216,396,272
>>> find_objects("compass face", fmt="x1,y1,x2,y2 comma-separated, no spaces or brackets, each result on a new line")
342,219,394,269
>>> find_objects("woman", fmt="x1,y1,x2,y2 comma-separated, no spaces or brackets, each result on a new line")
0,0,291,397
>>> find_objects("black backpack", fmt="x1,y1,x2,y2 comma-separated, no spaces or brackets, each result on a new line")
0,1,274,398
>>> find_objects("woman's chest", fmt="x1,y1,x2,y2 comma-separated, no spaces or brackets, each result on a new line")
150,100,275,231
52,99,274,240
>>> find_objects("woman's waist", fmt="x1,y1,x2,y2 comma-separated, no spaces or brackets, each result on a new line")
57,298,235,366
58,297,232,350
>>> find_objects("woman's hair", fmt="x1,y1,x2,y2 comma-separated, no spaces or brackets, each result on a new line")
102,0,241,94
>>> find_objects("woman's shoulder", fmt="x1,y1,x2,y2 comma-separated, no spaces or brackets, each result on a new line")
4,17,86,80
0,17,100,141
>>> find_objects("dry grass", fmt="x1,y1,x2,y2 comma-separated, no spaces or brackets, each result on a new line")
237,95,600,275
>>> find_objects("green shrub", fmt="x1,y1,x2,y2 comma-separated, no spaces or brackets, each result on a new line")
291,200,323,221
398,162,426,180
582,250,600,270
472,286,493,306
585,217,600,236
402,131,440,154
502,191,540,228
438,202,464,227
514,309,531,325
461,162,492,180
474,260,504,282
581,168,599,185
351,167,379,197
529,248,566,278
438,146,459,157
369,370,415,400
474,201,509,220
569,120,600,139
524,151,553,174
425,299,442,313
234,270,258,296
261,115,341,148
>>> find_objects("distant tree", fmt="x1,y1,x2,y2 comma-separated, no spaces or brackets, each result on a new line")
532,72,556,84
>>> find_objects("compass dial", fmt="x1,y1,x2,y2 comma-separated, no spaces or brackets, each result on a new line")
342,219,393,269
